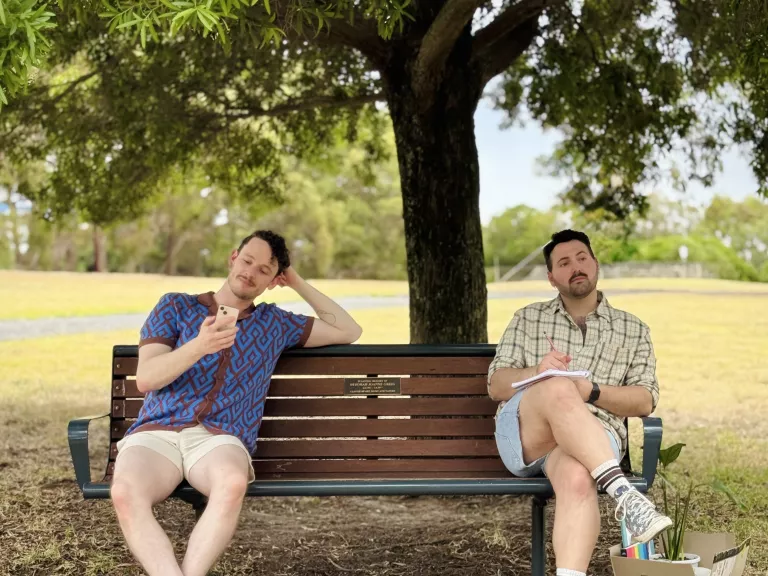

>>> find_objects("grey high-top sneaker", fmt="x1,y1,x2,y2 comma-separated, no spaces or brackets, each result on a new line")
615,487,673,543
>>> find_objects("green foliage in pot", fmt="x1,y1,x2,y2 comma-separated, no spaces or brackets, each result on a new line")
656,443,745,562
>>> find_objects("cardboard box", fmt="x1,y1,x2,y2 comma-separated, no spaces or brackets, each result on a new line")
610,533,750,576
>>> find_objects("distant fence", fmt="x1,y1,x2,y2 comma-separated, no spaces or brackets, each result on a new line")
521,262,714,281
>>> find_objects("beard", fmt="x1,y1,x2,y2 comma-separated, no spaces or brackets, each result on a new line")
558,273,597,299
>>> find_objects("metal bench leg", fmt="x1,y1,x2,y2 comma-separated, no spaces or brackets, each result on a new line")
531,496,547,576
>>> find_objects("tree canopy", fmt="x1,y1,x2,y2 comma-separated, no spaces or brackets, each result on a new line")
3,0,768,342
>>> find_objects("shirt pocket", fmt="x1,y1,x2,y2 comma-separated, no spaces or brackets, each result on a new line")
592,344,632,387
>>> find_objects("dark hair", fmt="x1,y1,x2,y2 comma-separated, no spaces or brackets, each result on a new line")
237,230,291,275
543,229,596,272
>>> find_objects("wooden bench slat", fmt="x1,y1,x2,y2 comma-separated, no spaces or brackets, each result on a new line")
250,458,508,474
243,472,515,480
114,356,491,377
273,356,490,375
113,358,138,376
111,376,490,399
263,398,497,417
114,397,498,418
110,418,495,440
110,439,499,460
255,439,499,458
260,419,495,438
106,454,507,473
103,464,511,480
269,377,490,396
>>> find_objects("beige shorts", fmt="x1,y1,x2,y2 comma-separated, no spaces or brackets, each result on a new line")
116,424,255,482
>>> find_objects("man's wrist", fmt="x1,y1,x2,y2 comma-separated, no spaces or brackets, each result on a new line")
184,338,205,362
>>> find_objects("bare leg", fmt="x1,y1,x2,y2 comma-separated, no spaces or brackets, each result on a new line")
181,445,250,576
546,447,600,573
517,377,615,471
111,447,184,576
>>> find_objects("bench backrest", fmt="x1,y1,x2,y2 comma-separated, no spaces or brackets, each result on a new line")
107,344,512,481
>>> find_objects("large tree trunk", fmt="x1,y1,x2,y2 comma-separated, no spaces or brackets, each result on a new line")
384,34,487,344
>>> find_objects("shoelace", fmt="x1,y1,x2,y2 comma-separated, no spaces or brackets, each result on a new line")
614,490,657,532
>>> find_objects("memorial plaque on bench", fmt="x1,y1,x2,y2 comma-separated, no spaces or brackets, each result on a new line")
344,377,401,395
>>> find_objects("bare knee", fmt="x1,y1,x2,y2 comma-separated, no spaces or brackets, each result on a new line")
111,480,149,517
208,472,248,508
540,377,581,410
550,459,595,501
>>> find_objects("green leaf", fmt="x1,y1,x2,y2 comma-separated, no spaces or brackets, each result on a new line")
658,443,685,468
140,23,147,47
710,479,748,511
0,84,7,106
26,23,36,61
116,18,144,30
19,0,37,13
196,9,215,31
215,20,229,50
263,0,269,14
157,0,178,11
0,0,6,26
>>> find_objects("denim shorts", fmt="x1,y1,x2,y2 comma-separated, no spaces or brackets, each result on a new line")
494,390,622,478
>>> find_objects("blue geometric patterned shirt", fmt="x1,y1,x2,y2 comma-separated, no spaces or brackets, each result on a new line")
125,291,313,453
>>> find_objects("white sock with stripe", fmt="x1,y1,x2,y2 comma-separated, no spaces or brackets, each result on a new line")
556,569,586,576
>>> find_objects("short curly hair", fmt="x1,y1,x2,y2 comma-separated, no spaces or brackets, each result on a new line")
237,230,291,275
543,229,595,272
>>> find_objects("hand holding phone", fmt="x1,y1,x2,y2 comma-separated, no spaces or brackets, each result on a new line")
193,305,239,356
214,304,239,331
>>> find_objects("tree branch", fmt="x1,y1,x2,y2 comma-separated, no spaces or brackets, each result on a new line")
320,19,388,66
412,0,485,100
477,15,540,84
218,92,384,120
472,0,564,60
275,5,387,67
472,0,565,84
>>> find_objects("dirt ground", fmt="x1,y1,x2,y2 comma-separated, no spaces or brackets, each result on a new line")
0,419,633,576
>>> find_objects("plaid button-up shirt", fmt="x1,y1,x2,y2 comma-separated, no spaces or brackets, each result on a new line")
488,291,659,456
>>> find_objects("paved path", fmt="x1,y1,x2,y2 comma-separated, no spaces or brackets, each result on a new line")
1,288,766,342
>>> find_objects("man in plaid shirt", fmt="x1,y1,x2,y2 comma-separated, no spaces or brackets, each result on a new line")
488,229,671,576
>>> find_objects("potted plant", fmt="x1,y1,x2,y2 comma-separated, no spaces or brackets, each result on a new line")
651,443,744,570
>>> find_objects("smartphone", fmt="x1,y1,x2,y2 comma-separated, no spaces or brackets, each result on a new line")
214,304,239,331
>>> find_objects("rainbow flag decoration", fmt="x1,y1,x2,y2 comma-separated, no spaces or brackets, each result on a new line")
619,519,655,559
621,542,651,559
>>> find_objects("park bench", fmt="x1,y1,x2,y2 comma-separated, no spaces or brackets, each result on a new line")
68,343,663,576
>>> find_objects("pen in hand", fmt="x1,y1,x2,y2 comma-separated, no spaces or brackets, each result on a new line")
544,331,571,370
544,331,557,352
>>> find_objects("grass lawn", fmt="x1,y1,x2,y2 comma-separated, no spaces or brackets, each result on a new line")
3,269,767,320
0,288,766,574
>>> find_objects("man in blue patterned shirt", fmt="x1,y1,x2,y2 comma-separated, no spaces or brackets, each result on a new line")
110,230,363,576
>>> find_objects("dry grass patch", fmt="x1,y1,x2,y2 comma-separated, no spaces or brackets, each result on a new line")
1,290,766,574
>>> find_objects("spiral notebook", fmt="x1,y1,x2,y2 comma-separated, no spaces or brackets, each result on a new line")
510,369,591,390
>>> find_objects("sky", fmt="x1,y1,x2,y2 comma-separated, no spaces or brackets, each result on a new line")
473,89,760,226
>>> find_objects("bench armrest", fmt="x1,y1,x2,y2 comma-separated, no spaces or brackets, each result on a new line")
68,414,109,492
640,416,663,488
